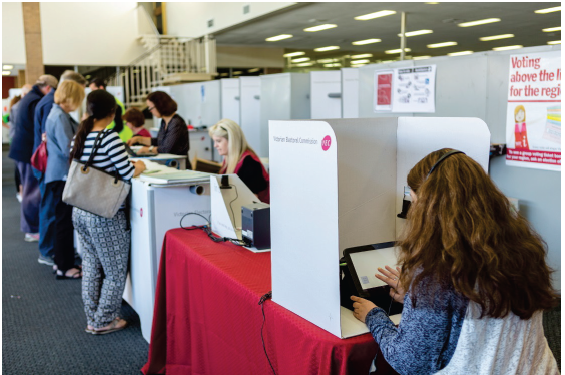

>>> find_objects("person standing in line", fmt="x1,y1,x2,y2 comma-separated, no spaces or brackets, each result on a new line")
126,91,190,166
8,75,58,242
88,77,132,143
7,85,32,202
69,90,146,334
33,70,87,266
351,149,559,375
44,81,85,279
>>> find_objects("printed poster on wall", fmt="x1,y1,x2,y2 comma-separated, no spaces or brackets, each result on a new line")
506,51,561,171
374,65,436,113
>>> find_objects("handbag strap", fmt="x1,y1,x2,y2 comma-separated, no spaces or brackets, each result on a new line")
84,129,121,183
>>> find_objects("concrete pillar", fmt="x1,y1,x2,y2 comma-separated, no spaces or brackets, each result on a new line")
22,2,44,84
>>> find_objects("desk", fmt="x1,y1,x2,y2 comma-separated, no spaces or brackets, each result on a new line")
141,229,398,375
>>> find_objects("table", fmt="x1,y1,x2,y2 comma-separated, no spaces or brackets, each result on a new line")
141,229,399,375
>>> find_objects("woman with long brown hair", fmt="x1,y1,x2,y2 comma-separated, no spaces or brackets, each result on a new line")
352,148,559,374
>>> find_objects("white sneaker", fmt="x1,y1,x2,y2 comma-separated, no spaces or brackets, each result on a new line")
16,193,22,203
24,233,40,242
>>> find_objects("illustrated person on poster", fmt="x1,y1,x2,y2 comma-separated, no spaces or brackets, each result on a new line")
514,105,529,150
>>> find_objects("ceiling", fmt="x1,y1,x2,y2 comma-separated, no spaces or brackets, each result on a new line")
214,2,561,65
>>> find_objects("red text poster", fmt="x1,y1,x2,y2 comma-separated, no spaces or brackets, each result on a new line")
374,71,393,111
506,51,561,171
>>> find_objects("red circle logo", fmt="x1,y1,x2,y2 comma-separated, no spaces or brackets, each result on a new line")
140,208,143,217
321,135,332,151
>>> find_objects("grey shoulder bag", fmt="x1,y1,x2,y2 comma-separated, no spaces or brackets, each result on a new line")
62,130,131,219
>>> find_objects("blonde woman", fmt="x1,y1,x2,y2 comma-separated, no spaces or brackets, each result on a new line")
44,80,85,279
208,119,269,203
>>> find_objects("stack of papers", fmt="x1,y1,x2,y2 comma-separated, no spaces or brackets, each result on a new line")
139,170,212,184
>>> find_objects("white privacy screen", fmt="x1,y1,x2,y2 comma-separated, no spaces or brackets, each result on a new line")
350,247,399,290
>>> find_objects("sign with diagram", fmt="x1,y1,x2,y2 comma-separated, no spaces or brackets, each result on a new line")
505,51,561,171
374,65,436,113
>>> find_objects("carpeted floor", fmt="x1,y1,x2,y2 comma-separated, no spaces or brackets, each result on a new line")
2,147,149,374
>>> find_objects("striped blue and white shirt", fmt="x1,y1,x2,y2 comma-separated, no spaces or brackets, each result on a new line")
71,129,135,181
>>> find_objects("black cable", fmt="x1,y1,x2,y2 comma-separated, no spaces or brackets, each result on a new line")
227,184,238,228
387,279,400,317
179,212,210,231
258,291,275,375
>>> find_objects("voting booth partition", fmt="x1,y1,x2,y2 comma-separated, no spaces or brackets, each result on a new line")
239,76,262,156
341,67,360,119
269,117,490,339
220,78,241,125
259,73,310,158
310,70,342,119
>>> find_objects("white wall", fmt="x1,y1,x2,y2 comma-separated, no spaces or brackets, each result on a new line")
3,2,147,66
2,2,26,64
166,2,295,37
217,45,284,68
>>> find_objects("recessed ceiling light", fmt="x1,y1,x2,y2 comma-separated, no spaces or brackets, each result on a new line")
314,46,340,52
296,62,314,67
317,58,339,63
448,51,473,56
291,57,310,63
351,54,373,59
479,34,514,41
355,10,396,21
266,34,292,42
324,63,342,68
547,40,561,45
413,56,432,60
397,29,433,37
351,59,370,64
385,48,412,54
492,45,523,51
535,6,561,14
425,2,440,4
304,24,337,32
427,41,457,48
2,71,11,75
542,27,561,32
3,65,14,70
283,52,305,57
247,68,260,73
352,38,381,45
380,60,395,63
233,71,243,75
458,18,500,27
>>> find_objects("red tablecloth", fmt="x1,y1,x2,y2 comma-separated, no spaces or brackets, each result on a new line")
142,229,397,375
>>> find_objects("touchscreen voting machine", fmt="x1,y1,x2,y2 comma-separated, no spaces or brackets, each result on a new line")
342,242,403,316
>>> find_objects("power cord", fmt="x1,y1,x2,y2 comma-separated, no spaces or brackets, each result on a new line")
227,184,238,228
386,279,400,317
258,291,276,375
179,212,250,247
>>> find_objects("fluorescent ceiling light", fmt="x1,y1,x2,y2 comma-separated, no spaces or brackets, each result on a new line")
296,62,314,67
351,59,370,64
492,45,523,51
304,24,337,32
353,63,367,67
266,34,292,42
220,73,229,77
547,40,561,45
380,60,395,63
427,41,457,48
425,2,440,4
448,51,473,56
2,71,11,75
479,34,514,41
3,65,14,70
317,58,339,63
283,51,305,57
352,38,381,45
233,71,243,75
385,48,411,54
355,10,396,20
291,57,310,63
542,27,561,32
458,18,500,27
398,29,433,37
351,54,373,59
247,68,260,73
324,63,342,68
413,56,432,60
314,46,340,52
535,6,561,14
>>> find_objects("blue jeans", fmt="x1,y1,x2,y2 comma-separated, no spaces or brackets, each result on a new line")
33,168,55,258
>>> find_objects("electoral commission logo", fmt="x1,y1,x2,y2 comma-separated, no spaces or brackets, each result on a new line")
321,135,332,151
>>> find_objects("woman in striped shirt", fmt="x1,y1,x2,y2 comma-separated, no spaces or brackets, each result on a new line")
69,90,146,335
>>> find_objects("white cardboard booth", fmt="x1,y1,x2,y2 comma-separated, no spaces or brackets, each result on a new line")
310,70,342,119
269,117,490,339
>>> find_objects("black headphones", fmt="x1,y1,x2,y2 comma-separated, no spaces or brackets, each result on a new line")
426,150,465,179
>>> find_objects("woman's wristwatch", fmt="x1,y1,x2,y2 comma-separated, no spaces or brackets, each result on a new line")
149,145,155,152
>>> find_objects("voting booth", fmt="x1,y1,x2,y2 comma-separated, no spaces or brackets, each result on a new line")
310,70,342,119
220,78,241,125
341,68,360,119
269,117,490,339
239,76,262,155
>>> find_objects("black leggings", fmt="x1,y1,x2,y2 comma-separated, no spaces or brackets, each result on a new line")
46,181,75,272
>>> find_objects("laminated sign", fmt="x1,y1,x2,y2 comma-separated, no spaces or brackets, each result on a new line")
506,51,561,171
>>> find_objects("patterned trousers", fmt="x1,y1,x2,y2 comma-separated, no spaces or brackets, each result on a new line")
72,208,130,329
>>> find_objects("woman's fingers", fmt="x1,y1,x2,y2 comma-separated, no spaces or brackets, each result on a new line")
385,265,400,278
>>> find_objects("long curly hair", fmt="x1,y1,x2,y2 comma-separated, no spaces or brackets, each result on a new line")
397,148,558,319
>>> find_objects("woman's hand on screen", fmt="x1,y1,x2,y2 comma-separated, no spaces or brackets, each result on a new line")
376,266,405,303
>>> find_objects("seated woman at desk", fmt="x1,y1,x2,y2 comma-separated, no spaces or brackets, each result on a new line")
126,91,189,159
208,119,269,203
351,149,558,374
122,108,151,138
